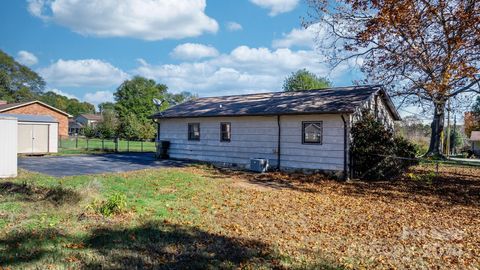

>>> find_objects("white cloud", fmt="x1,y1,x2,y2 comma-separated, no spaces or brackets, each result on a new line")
16,50,39,66
249,0,299,16
27,0,218,41
226,21,243,31
272,24,323,49
134,45,348,96
83,91,114,106
38,59,129,87
170,43,219,60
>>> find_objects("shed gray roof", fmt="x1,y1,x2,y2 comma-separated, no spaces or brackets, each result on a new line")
152,85,400,120
0,113,57,123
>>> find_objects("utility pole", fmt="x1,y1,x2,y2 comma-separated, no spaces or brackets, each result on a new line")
446,100,451,157
451,114,457,155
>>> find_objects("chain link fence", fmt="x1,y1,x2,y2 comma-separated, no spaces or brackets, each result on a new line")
59,136,156,153
352,153,480,181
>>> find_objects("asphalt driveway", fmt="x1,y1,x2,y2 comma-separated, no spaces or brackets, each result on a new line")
18,153,189,177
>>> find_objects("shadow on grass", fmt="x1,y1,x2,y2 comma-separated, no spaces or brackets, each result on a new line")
83,221,284,269
0,182,81,206
1,221,340,269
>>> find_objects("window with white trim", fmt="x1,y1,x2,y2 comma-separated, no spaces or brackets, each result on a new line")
302,121,323,144
188,123,200,140
220,122,231,142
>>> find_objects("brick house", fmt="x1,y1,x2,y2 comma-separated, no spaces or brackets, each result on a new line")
0,100,72,137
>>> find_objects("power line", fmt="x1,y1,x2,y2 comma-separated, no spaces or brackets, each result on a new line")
397,108,432,120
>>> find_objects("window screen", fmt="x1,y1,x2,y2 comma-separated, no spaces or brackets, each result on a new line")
188,123,200,140
220,122,231,142
302,121,322,144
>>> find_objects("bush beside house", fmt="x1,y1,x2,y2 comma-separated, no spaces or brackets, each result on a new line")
351,111,417,180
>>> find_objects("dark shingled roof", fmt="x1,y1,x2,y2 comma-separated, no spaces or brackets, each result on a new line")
152,85,400,120
78,114,103,121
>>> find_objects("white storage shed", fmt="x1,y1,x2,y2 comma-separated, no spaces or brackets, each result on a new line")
0,116,18,178
2,114,58,154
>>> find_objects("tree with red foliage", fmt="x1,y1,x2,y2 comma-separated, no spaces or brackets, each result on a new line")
306,0,480,156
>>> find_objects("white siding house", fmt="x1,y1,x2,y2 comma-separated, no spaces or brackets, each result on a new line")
153,85,400,177
158,114,346,171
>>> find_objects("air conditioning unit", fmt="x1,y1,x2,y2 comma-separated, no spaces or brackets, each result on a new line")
250,158,269,173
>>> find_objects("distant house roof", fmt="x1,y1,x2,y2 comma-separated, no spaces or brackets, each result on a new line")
0,113,57,123
0,100,73,117
471,131,480,141
69,119,84,128
78,114,103,121
151,85,401,120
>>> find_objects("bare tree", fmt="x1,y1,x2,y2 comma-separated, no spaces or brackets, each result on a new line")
306,0,480,156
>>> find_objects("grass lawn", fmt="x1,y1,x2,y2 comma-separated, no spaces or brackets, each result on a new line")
0,164,479,269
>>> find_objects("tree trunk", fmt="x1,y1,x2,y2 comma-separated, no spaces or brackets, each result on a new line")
426,101,446,157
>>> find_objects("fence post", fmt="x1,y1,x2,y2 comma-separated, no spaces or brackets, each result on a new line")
141,141,144,152
102,139,104,151
115,137,119,153
87,139,89,150
127,140,130,152
75,135,78,149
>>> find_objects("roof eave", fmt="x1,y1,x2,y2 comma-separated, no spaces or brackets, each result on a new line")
0,100,73,118
151,110,355,120
377,87,402,121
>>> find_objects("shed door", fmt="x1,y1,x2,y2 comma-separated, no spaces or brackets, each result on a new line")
18,124,49,153
18,124,33,153
33,125,49,153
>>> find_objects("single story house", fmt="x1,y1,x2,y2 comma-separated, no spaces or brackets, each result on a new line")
470,131,480,155
68,119,84,135
75,113,103,127
0,113,58,154
151,85,400,177
0,100,71,137
68,113,103,135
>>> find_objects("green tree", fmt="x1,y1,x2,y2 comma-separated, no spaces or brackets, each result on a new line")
98,102,116,113
83,125,97,139
0,50,95,116
115,76,168,140
120,113,143,140
40,91,68,111
283,69,331,92
66,99,95,116
96,110,118,139
39,91,95,116
0,50,45,102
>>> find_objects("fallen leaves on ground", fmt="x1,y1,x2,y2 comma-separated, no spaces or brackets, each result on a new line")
198,165,480,269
